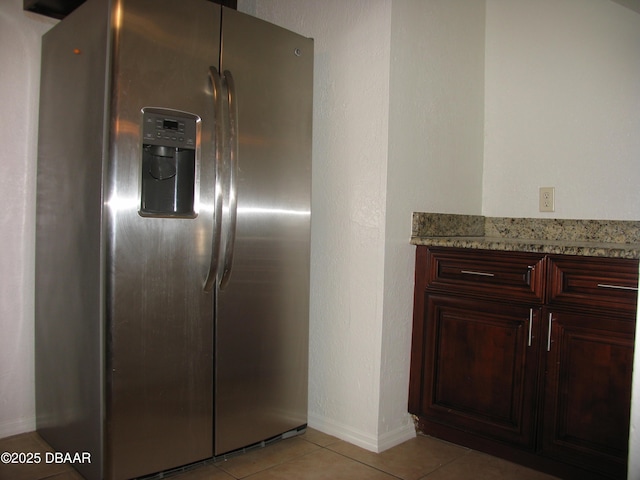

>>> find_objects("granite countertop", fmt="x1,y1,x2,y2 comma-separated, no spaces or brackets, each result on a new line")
411,213,640,259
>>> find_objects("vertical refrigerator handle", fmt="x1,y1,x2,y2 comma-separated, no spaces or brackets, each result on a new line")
204,67,226,292
219,70,238,290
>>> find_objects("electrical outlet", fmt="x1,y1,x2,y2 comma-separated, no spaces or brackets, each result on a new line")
539,187,555,212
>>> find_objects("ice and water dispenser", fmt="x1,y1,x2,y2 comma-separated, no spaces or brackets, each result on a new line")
140,108,198,217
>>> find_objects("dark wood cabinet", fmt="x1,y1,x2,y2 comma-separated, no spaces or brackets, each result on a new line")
541,255,638,478
415,294,542,448
409,246,638,479
541,309,635,479
24,0,237,19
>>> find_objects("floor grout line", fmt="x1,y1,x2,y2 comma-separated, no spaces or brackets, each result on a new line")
416,449,474,480
321,447,405,480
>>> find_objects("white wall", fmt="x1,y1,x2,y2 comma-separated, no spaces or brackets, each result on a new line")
0,0,56,437
388,0,485,219
383,0,485,443
483,0,640,220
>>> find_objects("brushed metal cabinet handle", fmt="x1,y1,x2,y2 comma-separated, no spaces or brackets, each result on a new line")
597,283,638,292
460,270,495,277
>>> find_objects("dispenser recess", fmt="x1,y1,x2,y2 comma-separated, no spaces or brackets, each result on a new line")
140,108,199,217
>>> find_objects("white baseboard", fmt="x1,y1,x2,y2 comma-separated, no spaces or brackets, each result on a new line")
377,419,417,452
308,412,416,453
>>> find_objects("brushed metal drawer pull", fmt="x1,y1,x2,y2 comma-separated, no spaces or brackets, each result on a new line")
597,283,639,292
526,266,533,284
460,270,495,277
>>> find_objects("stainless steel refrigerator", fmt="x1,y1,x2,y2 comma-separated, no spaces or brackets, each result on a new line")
34,1,313,479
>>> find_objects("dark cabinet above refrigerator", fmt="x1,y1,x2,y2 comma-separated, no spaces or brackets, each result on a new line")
24,0,83,19
24,0,237,19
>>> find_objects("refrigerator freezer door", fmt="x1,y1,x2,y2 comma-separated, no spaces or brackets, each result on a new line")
35,2,111,480
214,8,314,455
106,0,220,478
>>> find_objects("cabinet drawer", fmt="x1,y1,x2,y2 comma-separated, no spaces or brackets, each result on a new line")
424,248,545,302
547,255,639,314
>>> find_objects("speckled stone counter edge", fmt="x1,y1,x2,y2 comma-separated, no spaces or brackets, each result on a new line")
411,212,640,259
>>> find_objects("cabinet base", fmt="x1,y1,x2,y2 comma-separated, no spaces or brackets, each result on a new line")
414,416,623,480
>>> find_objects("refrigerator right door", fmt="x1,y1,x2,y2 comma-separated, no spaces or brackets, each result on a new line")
214,8,313,455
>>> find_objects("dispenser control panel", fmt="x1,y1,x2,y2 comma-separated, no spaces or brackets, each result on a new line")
141,108,198,150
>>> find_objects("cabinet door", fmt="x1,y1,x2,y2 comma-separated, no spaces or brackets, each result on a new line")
411,294,541,448
541,310,634,479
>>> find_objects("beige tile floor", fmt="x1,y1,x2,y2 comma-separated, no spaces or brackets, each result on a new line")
0,428,560,480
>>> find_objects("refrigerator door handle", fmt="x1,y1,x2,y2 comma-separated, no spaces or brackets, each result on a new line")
219,70,238,290
204,67,226,292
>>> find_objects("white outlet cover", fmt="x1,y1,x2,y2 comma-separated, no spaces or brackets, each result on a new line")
539,187,555,212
